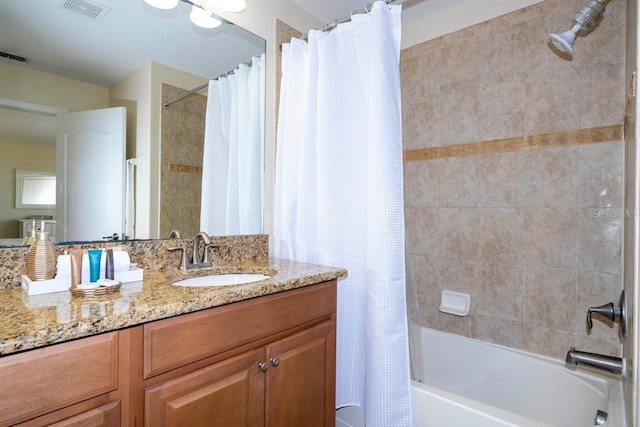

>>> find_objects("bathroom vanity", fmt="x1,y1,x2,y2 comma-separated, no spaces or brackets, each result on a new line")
0,259,345,426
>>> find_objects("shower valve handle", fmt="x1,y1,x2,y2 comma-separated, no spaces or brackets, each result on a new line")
586,302,619,329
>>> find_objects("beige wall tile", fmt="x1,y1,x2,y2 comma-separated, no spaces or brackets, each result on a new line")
418,303,440,329
474,315,523,348
405,208,441,257
476,261,523,321
522,323,575,359
403,99,442,150
575,334,622,358
439,258,478,296
441,208,478,260
400,48,442,107
404,160,442,208
437,312,475,339
440,81,480,146
409,255,442,307
579,58,626,129
521,208,578,269
577,208,623,274
440,37,481,86
517,146,579,208
439,157,478,208
523,69,582,135
522,266,576,331
477,208,522,263
578,140,624,208
478,80,525,141
476,23,527,85
477,151,523,208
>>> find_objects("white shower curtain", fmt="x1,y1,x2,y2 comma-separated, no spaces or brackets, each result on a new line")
274,2,411,426
200,54,265,236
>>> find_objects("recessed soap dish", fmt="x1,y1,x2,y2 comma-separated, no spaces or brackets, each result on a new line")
439,290,470,317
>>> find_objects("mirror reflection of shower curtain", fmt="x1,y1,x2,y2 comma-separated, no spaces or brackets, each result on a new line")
200,54,265,235
125,158,138,239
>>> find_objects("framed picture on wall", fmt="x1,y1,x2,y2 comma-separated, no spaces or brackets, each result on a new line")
15,169,56,209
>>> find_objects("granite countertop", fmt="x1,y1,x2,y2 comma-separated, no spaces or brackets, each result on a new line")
0,259,347,357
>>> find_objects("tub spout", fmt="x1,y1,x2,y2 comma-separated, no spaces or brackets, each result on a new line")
565,347,625,376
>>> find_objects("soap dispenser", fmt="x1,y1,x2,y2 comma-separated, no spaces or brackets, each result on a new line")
22,220,37,246
26,221,56,281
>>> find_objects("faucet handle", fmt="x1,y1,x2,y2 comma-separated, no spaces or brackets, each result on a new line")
586,290,628,337
587,302,617,329
203,243,219,264
168,246,188,270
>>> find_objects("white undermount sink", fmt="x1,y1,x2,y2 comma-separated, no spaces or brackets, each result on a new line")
173,274,271,287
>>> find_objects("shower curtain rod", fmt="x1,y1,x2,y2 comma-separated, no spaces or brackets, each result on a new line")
278,0,397,52
163,61,252,108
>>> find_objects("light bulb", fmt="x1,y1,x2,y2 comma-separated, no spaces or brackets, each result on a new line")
190,5,222,28
210,0,246,12
143,0,179,10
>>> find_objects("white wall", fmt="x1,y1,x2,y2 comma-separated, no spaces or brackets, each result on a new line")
110,63,153,239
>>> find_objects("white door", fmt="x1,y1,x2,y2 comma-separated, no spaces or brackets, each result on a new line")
56,107,126,242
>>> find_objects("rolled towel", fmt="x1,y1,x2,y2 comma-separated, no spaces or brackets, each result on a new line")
55,254,72,278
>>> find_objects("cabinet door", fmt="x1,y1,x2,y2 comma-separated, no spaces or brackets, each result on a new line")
265,320,336,427
145,348,265,427
49,401,120,427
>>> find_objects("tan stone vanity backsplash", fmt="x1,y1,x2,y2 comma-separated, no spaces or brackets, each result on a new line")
0,234,268,290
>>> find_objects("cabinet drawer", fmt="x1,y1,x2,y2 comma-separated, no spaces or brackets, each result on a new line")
144,280,336,378
50,401,120,427
0,332,119,426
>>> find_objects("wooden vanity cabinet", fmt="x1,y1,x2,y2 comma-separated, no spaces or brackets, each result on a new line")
0,280,337,427
143,280,337,427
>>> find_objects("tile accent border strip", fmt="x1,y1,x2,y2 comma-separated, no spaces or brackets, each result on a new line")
168,163,203,174
403,125,623,162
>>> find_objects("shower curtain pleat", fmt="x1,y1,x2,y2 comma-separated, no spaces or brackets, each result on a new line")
200,54,265,236
274,2,412,425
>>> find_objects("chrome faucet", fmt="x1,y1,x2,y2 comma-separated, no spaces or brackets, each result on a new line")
168,231,218,270
192,231,212,265
565,348,625,376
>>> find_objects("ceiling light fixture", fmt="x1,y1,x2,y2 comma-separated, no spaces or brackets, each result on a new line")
189,4,222,28
143,0,179,10
210,0,246,13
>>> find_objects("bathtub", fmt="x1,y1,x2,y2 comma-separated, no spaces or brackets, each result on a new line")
413,327,624,427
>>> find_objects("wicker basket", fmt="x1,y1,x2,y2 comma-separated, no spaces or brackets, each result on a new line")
71,282,122,298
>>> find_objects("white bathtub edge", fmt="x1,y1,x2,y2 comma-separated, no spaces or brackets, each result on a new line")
411,380,557,427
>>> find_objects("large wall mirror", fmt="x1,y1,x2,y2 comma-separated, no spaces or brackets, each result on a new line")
0,0,266,246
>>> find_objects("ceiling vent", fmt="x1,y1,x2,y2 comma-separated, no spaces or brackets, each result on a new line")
0,51,28,63
59,0,111,22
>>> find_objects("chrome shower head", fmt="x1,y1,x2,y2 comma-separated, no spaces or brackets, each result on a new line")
549,23,582,55
549,0,607,57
